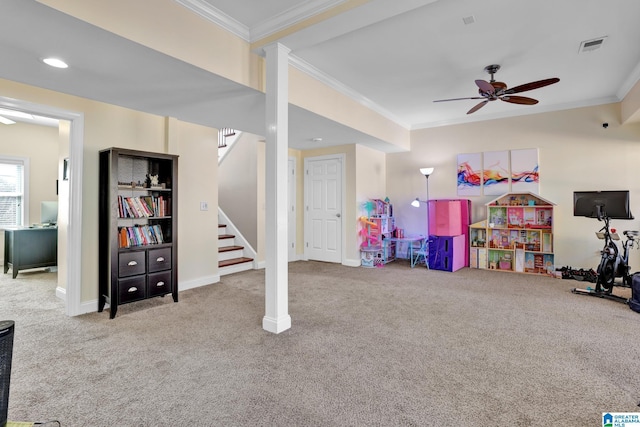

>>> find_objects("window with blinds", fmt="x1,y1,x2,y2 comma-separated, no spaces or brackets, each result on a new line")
0,159,25,227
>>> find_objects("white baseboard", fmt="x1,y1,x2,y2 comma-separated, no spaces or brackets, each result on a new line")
343,258,361,267
55,286,66,301
180,274,220,291
262,314,292,334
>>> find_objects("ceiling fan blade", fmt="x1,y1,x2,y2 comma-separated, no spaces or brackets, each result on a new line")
467,100,489,114
504,78,560,94
433,96,485,102
475,79,495,95
500,95,539,105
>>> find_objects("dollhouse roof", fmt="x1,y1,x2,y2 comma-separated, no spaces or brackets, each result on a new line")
485,192,556,207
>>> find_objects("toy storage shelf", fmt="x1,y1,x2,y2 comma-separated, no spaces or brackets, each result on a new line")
360,199,395,267
470,192,555,275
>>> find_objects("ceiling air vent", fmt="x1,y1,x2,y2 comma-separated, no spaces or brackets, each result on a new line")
462,15,475,25
579,36,607,53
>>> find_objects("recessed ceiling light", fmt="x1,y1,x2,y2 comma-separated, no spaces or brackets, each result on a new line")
311,137,323,142
42,57,69,69
0,116,16,125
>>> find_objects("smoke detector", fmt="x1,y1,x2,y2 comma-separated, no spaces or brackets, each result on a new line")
579,36,607,54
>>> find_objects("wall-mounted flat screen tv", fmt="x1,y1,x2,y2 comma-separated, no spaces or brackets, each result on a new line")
573,190,633,220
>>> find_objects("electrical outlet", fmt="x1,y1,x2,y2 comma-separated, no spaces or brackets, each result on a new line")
200,201,208,211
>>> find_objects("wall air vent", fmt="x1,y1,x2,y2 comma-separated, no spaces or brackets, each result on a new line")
579,36,607,53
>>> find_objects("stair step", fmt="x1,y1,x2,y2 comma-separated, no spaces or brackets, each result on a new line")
218,224,225,228
219,245,244,253
219,257,253,268
218,234,235,239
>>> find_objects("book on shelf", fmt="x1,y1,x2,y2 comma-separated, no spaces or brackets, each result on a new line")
118,195,171,219
118,225,165,248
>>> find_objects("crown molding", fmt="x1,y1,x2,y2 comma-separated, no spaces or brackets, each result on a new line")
174,0,250,41
289,54,410,129
618,61,640,101
251,0,346,42
175,0,348,43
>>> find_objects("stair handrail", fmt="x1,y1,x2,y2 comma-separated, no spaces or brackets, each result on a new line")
218,130,242,164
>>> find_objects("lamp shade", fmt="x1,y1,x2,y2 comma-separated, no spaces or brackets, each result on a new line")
420,167,434,177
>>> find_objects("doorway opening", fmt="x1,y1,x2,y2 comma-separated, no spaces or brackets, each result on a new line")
0,96,84,316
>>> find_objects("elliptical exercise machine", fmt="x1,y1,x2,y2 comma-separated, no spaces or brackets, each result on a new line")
572,204,639,303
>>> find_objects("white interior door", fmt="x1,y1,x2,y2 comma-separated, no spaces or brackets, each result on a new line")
305,155,342,263
288,157,296,262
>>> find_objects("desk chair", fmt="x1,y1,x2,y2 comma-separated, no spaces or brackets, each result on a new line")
412,237,430,269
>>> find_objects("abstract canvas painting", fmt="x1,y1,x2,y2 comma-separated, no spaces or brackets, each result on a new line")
510,148,539,193
457,152,482,196
483,150,510,196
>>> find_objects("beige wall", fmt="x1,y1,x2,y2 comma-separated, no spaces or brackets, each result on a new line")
37,0,264,91
0,121,59,224
387,103,640,269
38,0,411,153
171,119,219,287
289,67,410,152
355,143,386,253
1,78,220,304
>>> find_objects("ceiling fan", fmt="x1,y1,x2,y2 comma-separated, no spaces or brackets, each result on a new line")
434,64,560,114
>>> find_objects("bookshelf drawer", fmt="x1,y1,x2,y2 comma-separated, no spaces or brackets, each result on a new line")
118,276,146,303
148,248,171,272
118,251,146,277
148,271,172,297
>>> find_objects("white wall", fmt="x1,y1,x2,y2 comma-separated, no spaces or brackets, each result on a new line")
387,103,640,269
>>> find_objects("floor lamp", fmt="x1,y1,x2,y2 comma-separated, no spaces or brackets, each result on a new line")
411,167,434,267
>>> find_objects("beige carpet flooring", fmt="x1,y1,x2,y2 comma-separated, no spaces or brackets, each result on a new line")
2,261,640,426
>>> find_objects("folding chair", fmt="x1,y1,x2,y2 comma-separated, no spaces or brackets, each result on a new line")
411,237,430,268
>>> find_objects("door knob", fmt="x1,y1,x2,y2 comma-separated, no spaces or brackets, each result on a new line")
336,213,341,218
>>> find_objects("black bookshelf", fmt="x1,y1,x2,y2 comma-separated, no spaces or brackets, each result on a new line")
99,148,178,318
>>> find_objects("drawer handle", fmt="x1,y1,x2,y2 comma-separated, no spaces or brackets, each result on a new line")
127,261,138,266
156,281,165,287
127,287,138,293
156,257,165,262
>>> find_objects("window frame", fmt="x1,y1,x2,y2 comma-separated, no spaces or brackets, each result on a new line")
0,155,29,228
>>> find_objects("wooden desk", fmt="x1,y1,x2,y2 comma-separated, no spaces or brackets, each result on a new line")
4,227,57,278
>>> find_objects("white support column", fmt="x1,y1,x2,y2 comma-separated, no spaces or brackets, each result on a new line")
262,42,292,334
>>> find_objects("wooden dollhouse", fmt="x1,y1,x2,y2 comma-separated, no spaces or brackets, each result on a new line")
469,192,555,275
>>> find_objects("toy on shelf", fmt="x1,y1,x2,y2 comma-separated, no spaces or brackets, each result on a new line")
359,216,379,249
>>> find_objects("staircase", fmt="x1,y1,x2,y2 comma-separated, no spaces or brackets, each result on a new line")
218,223,254,276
